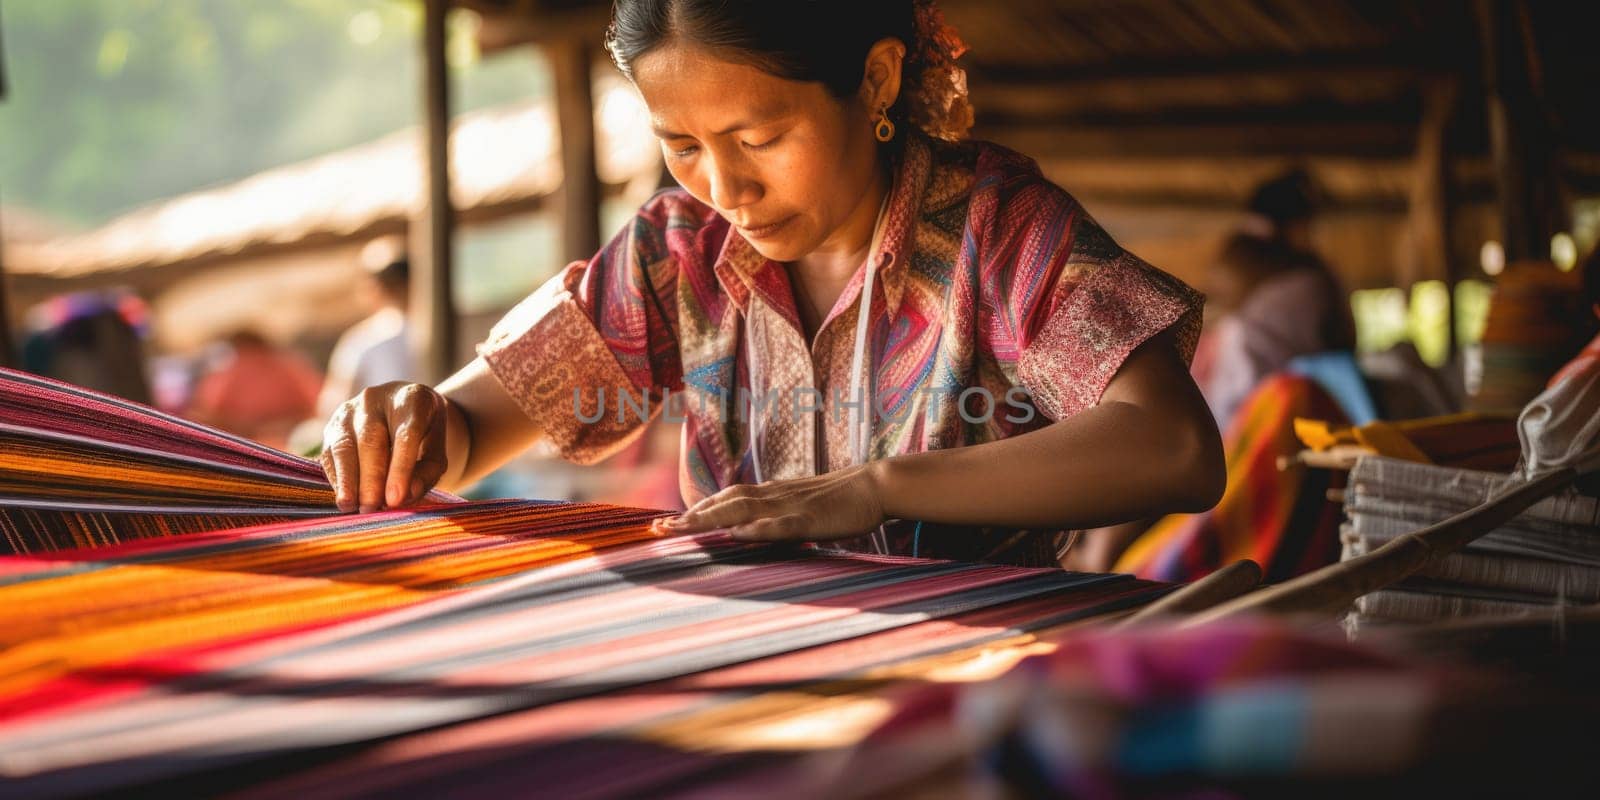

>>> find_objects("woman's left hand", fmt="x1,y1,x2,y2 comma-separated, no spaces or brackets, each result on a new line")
652,463,887,542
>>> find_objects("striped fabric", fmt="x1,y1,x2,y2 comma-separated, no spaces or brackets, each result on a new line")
755,620,1580,798
236,588,1149,799
0,368,455,554
0,367,1170,796
0,502,1166,796
1115,373,1348,582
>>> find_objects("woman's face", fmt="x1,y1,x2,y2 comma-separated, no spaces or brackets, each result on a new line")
631,41,882,264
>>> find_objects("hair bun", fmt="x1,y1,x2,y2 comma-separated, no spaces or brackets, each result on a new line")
907,1,974,141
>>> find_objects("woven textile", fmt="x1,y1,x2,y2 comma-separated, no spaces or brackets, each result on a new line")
748,620,1596,798
0,502,1165,796
0,368,455,554
0,367,1169,796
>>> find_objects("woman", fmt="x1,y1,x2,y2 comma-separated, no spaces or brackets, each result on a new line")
321,0,1224,567
1200,237,1357,427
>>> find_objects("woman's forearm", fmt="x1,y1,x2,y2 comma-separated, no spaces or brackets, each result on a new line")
434,396,476,492
435,357,546,493
869,334,1225,530
868,399,1220,529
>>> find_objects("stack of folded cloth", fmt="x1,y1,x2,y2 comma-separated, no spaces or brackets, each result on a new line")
1341,455,1600,629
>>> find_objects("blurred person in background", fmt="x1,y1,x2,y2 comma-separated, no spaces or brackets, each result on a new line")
1189,231,1290,389
316,242,420,419
22,289,154,404
188,328,322,450
1200,170,1356,427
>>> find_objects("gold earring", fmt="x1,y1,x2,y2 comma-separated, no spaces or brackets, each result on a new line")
874,106,895,142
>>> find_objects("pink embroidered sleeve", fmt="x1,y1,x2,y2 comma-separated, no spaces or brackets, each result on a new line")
980,168,1203,422
1018,247,1203,421
476,197,687,464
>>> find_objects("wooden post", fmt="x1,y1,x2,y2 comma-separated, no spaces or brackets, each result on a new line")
1474,0,1556,262
1407,79,1461,359
0,10,15,368
413,0,456,383
550,38,602,264
0,207,15,369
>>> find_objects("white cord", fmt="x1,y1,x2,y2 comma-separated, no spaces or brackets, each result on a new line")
744,321,765,484
744,191,893,550
847,195,891,469
850,194,892,552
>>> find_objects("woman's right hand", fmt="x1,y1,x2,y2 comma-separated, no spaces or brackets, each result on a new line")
321,382,450,513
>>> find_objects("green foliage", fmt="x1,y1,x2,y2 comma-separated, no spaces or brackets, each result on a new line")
1351,280,1493,367
0,0,549,226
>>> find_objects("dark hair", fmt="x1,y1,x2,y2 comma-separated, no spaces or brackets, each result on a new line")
372,256,410,296
1248,169,1319,226
606,0,972,141
226,328,272,349
1215,231,1294,291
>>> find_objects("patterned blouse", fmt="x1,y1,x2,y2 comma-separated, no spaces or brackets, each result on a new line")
479,134,1203,567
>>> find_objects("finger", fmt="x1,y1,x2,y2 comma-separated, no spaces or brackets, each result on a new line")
656,486,743,530
318,447,341,507
318,445,334,486
656,480,768,531
385,386,437,507
728,514,806,542
686,484,748,516
324,407,360,512
409,455,448,505
353,390,392,513
678,496,763,532
410,392,450,504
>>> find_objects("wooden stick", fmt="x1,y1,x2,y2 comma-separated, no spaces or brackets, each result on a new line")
1279,447,1365,472
1116,559,1262,626
1186,466,1580,624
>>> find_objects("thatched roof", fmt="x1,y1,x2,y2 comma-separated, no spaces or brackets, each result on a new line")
0,205,75,245
8,83,659,289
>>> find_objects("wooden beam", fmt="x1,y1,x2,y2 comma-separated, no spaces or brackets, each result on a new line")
1067,187,1413,215
1407,78,1462,358
974,75,1415,121
1474,0,1558,262
984,100,1424,130
1405,80,1460,287
414,0,457,383
469,4,610,53
549,39,602,264
5,181,644,302
969,49,1448,87
981,119,1418,160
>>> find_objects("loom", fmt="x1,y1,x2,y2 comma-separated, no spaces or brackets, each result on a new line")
0,367,1170,796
